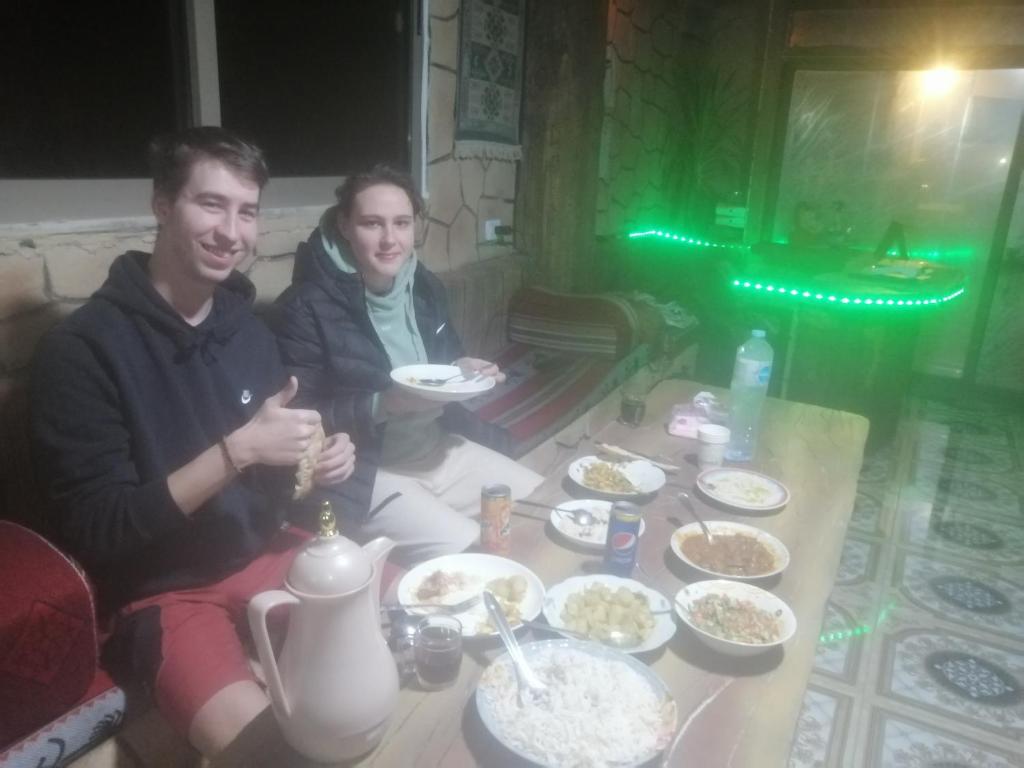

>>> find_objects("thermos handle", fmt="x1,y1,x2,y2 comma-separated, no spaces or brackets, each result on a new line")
247,590,299,719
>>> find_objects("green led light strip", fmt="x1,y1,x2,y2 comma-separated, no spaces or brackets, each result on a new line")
732,279,965,308
818,602,894,646
628,229,749,251
627,229,966,308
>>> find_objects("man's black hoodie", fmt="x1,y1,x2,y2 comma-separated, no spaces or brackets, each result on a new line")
31,251,291,613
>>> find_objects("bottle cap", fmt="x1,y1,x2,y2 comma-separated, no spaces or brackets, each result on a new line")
752,329,766,338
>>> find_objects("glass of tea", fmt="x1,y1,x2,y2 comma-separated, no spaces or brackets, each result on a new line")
619,368,653,427
414,615,463,690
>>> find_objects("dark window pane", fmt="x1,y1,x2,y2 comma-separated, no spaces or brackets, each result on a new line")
215,0,411,177
0,0,189,179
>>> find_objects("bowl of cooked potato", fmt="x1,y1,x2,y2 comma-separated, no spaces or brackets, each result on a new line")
541,575,676,654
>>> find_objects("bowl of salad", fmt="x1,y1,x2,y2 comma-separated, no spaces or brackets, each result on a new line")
673,580,796,657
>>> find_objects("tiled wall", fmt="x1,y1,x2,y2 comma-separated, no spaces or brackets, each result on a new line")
0,0,519,391
598,0,687,236
597,0,758,238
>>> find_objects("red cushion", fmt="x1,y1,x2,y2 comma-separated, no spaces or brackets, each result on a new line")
0,522,98,750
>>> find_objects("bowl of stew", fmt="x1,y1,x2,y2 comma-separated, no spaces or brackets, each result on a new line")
674,580,797,657
669,521,789,581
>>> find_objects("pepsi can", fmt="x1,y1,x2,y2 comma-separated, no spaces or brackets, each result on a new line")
603,501,642,576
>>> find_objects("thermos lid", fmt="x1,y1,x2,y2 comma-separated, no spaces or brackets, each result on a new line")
286,501,372,596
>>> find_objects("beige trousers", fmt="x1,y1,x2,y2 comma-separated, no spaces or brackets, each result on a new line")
360,434,543,564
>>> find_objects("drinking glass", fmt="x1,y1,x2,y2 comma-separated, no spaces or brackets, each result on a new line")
619,367,653,426
414,615,463,690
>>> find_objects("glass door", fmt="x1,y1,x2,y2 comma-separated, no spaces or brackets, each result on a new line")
772,68,1024,379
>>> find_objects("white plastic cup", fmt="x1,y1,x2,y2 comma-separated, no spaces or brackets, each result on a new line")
697,424,731,470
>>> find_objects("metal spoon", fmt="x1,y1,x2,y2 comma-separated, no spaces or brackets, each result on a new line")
678,491,715,544
483,591,546,703
515,499,595,527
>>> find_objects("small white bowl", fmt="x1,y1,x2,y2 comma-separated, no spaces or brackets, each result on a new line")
674,580,796,657
669,521,789,581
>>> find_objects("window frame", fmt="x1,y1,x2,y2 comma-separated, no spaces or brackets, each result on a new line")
0,0,426,230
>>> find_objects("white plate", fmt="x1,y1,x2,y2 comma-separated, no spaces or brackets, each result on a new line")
568,456,666,497
542,574,675,654
397,553,544,638
674,579,797,657
390,364,496,403
669,521,789,580
476,638,677,768
548,499,647,550
695,467,790,511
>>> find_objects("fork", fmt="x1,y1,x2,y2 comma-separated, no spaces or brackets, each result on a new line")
416,371,483,386
385,594,481,613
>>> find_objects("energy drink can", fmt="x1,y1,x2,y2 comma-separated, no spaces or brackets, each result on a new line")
480,484,512,554
603,501,642,576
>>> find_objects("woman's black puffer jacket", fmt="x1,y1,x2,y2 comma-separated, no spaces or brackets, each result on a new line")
269,228,464,519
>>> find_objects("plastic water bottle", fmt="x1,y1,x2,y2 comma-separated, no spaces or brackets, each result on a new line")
725,330,773,461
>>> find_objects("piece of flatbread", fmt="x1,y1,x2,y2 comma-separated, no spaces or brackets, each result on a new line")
292,424,326,500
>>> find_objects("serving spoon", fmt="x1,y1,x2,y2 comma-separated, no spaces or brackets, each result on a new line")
483,591,547,703
677,490,715,545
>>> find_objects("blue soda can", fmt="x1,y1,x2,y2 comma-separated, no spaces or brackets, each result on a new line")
603,501,642,576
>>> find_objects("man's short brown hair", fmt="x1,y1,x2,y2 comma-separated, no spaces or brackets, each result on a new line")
148,126,269,201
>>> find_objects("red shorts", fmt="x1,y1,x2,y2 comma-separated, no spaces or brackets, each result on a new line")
108,528,309,737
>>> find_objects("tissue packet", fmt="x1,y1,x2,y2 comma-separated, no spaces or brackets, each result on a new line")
668,391,726,438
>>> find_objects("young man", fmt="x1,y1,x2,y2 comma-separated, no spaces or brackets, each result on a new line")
30,127,359,756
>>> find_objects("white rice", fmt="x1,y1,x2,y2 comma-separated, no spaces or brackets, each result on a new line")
478,646,672,768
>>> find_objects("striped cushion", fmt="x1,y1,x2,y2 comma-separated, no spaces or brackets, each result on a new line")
450,343,648,457
507,288,645,358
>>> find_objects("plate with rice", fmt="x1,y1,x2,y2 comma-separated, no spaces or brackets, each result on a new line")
396,553,544,638
542,574,675,654
568,456,666,498
695,467,790,512
476,638,677,768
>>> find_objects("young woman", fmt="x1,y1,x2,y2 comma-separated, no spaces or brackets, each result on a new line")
272,165,542,563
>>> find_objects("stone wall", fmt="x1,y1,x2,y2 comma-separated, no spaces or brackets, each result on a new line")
0,0,520,393
423,0,518,271
597,0,761,238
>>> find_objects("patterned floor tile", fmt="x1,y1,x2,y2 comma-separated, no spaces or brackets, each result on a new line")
899,500,1024,566
907,466,1022,523
849,487,887,537
788,686,850,768
865,708,1022,768
814,600,867,682
789,395,1024,768
892,551,1024,642
879,628,1024,739
859,445,897,484
835,535,880,586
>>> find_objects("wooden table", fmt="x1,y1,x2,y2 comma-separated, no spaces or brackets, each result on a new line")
219,379,868,768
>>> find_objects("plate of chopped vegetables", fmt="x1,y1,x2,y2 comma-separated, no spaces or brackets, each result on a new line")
674,580,796,656
568,456,666,498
